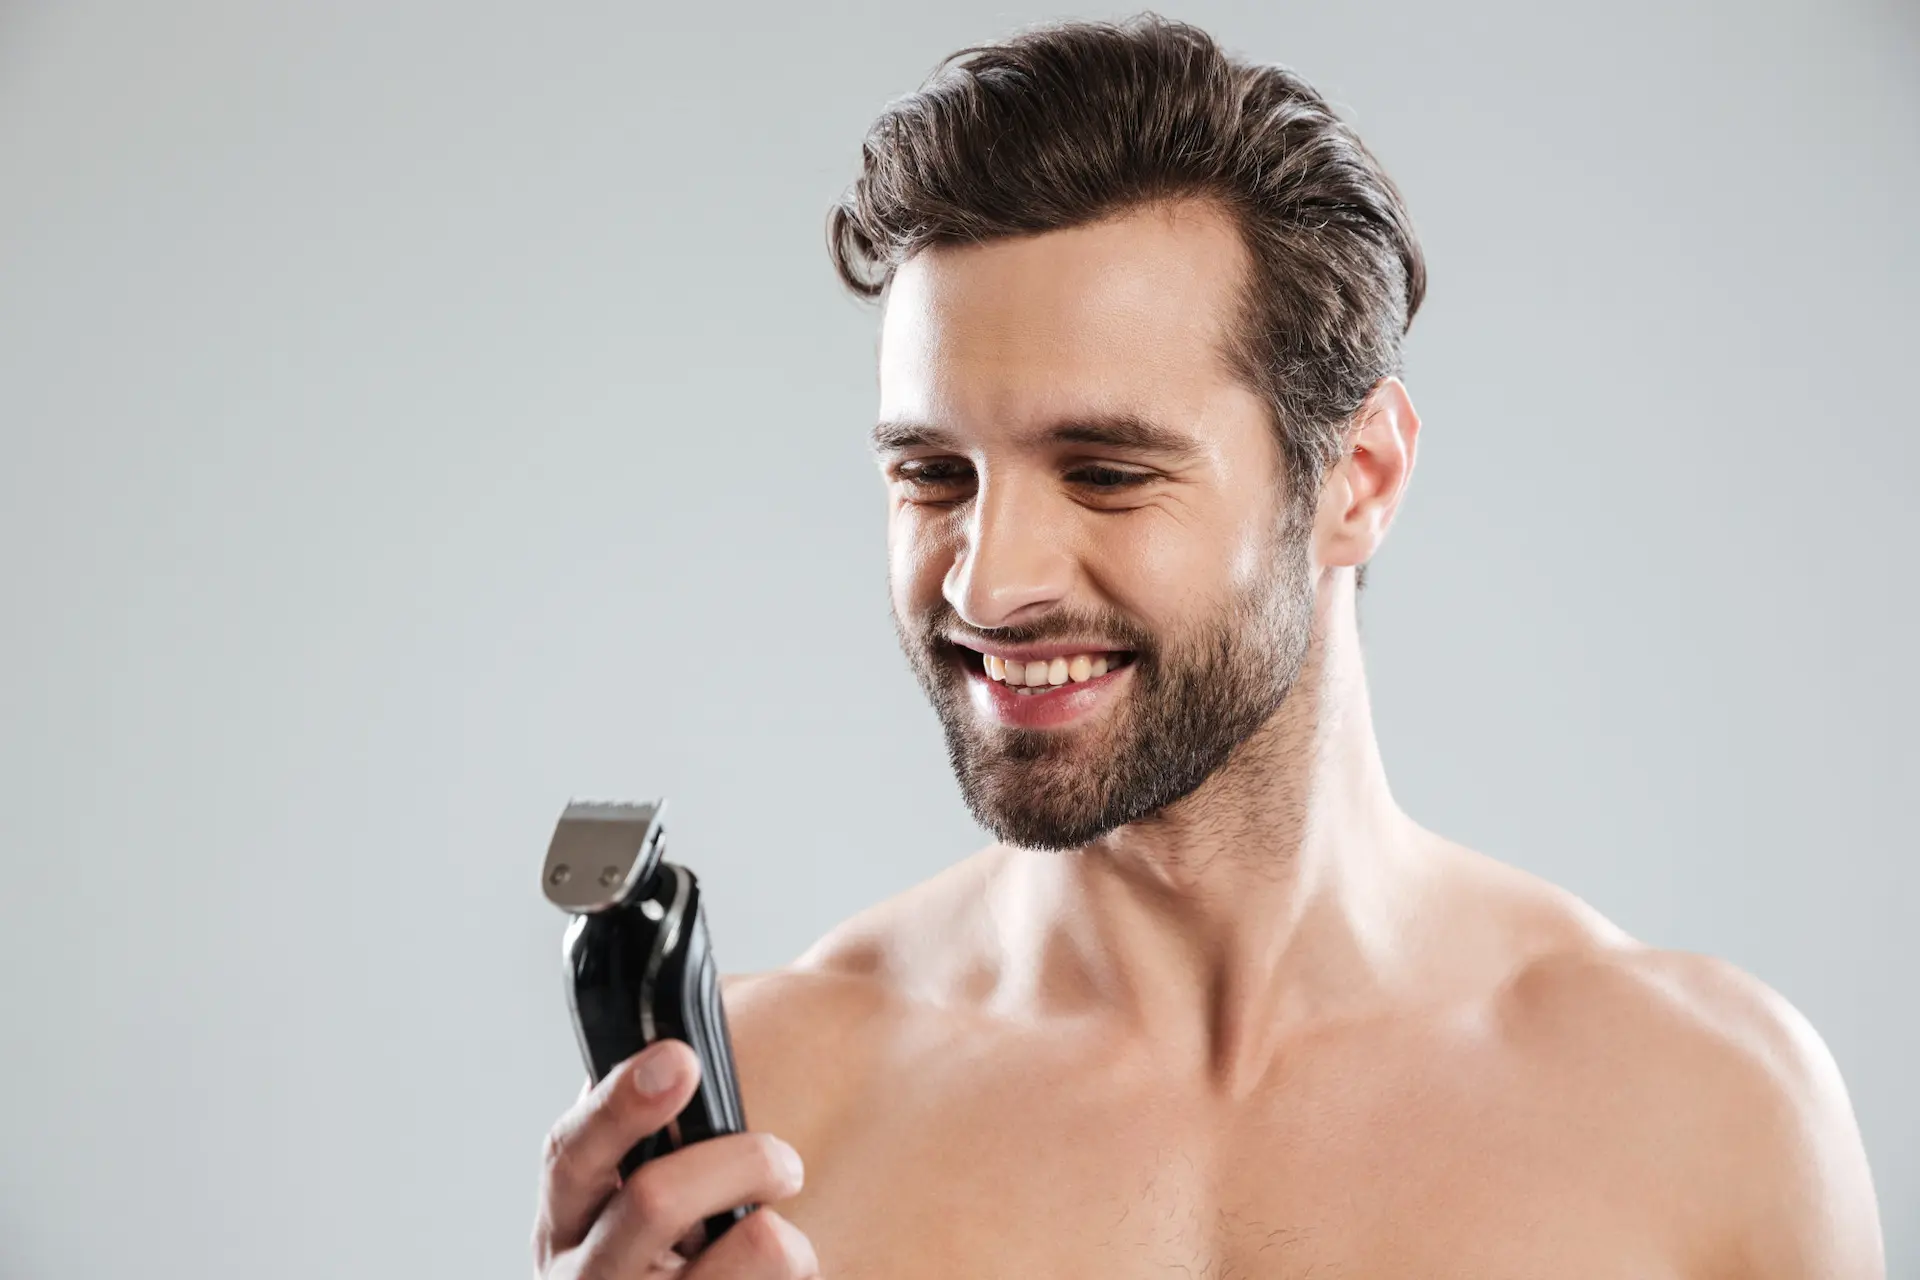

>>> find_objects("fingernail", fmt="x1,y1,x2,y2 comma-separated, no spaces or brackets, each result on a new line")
774,1213,819,1272
772,1139,804,1190
632,1044,678,1096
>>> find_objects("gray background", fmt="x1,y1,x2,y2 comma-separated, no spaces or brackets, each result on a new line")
0,0,1913,1275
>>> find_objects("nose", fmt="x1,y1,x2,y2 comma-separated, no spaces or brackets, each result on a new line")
943,475,1072,630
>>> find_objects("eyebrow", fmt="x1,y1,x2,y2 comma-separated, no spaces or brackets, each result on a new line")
869,413,1204,461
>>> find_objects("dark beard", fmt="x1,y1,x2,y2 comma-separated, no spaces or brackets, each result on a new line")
893,523,1315,851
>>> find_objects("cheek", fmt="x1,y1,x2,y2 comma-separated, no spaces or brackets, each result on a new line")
1096,507,1267,620
1225,520,1280,589
888,507,953,613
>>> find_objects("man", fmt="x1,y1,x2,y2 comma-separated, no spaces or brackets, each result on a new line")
533,16,1886,1278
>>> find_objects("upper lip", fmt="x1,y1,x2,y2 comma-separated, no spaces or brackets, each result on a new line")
946,637,1133,663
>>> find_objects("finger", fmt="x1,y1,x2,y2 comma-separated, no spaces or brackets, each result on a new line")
574,1133,805,1279
536,1040,704,1254
683,1208,820,1280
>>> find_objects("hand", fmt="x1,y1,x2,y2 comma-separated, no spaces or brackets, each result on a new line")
533,1039,820,1277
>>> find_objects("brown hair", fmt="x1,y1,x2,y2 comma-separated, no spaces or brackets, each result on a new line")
828,14,1425,589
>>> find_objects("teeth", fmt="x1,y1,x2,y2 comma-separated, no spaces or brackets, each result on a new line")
977,651,1122,689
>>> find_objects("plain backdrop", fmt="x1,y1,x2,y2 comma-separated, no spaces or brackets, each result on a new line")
1,0,1914,1275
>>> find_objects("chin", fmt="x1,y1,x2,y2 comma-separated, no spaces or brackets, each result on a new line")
950,756,1127,850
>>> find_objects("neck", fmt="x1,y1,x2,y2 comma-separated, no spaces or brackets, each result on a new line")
994,571,1433,1094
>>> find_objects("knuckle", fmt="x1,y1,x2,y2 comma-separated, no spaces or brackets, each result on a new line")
540,1123,585,1196
621,1161,680,1229
540,1125,568,1173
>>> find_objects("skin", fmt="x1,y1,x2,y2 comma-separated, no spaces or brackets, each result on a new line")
534,200,1885,1278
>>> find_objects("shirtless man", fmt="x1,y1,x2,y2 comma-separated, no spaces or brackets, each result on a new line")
532,17,1886,1278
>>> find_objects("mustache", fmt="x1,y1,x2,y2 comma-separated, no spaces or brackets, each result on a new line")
909,600,1160,658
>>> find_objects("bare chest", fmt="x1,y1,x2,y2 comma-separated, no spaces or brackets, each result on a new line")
775,1022,1698,1279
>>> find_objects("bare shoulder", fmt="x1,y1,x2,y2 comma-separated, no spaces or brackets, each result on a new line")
1498,938,1885,1278
714,853,997,1154
1430,843,1883,1275
716,963,907,1158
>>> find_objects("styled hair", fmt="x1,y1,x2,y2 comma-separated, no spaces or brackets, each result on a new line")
828,14,1425,588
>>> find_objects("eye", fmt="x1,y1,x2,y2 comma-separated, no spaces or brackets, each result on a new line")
1067,465,1152,490
890,457,976,501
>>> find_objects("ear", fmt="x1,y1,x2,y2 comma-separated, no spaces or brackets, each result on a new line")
1313,376,1421,572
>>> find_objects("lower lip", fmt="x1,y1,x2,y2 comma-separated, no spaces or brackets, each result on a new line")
963,658,1133,729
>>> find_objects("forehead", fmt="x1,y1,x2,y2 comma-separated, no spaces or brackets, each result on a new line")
877,200,1254,431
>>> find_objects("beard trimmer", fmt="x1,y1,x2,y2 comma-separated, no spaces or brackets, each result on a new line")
540,798,752,1245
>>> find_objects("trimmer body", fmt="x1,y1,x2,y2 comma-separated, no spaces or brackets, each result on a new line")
542,799,751,1244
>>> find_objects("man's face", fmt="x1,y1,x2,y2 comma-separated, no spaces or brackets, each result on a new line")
874,201,1320,850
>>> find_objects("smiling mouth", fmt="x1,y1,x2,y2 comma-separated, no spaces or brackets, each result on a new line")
956,648,1136,695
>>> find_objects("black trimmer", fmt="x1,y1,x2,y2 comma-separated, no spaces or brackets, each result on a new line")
540,799,752,1245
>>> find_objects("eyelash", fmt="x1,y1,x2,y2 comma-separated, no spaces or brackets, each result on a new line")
891,461,1151,497
1071,465,1147,489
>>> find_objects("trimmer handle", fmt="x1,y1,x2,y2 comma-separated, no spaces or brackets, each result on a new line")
546,801,752,1245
